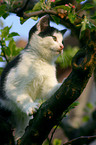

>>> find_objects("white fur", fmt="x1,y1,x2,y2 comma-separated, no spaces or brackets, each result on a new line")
2,27,63,140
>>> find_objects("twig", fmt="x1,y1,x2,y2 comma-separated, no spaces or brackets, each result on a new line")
63,135,96,145
23,9,57,19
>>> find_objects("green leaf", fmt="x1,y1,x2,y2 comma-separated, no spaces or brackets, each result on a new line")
8,39,23,57
32,2,42,11
20,17,27,24
69,101,79,110
4,47,11,58
53,139,62,145
1,26,12,38
31,16,38,21
79,17,88,38
8,39,16,57
82,4,94,10
51,15,60,25
68,13,76,24
8,32,20,38
54,5,71,11
80,16,96,38
0,57,5,62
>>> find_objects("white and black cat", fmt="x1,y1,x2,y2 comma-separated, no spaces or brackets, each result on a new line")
0,15,66,140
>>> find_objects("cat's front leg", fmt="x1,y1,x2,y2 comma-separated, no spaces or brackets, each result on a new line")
13,93,40,116
23,101,39,116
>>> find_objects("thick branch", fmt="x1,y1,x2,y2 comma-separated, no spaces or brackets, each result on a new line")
18,31,96,145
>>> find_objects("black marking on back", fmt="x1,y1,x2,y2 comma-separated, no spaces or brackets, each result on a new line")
0,54,21,99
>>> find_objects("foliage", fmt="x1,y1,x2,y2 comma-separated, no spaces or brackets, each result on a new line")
0,25,22,74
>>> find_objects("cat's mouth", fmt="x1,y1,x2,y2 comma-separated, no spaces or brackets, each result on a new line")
51,47,64,55
58,49,63,55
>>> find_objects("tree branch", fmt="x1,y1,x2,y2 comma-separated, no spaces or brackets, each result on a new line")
63,135,96,145
23,9,57,19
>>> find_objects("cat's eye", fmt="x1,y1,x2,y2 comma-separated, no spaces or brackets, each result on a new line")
52,36,57,41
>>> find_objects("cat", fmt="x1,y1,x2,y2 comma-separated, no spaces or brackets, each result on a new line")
0,15,66,141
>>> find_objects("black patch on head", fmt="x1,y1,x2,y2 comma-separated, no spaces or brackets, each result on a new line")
0,54,21,99
38,26,59,38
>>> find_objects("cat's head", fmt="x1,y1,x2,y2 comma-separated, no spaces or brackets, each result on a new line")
28,15,66,63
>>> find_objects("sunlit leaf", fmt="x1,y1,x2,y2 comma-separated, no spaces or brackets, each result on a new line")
20,17,27,24
54,5,71,11
8,32,20,38
8,39,16,57
53,139,62,145
32,2,42,11
31,16,38,21
1,26,11,38
68,101,79,110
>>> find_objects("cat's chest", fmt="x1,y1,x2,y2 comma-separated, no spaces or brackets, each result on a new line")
25,59,57,98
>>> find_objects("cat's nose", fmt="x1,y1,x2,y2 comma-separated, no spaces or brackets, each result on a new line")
60,45,64,50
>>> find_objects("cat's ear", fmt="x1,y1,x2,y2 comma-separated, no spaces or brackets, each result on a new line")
60,29,67,35
37,15,50,32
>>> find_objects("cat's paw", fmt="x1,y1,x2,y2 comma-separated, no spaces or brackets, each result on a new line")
23,102,40,116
